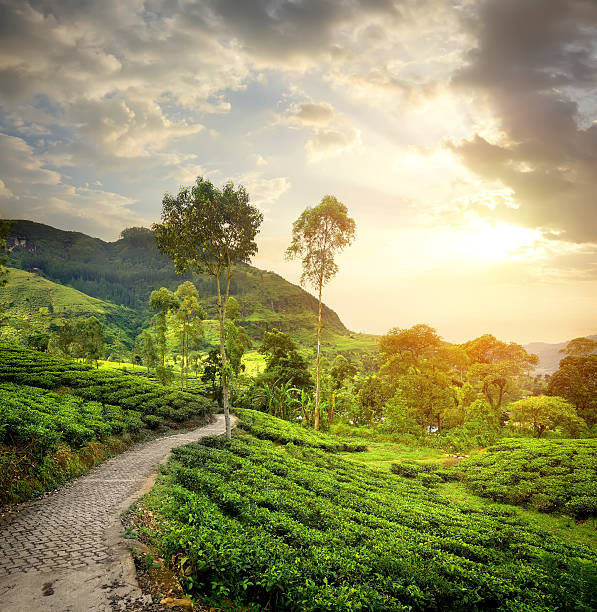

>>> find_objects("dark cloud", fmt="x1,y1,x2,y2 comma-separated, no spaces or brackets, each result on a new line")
452,0,597,243
203,0,403,65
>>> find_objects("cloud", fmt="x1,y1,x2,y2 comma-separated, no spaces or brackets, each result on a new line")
236,172,291,211
306,127,360,162
450,0,597,244
287,102,335,126
0,133,145,239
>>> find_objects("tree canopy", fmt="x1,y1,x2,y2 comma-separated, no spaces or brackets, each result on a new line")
153,177,263,437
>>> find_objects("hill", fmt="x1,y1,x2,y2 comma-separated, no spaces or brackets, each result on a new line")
5,220,377,355
0,268,144,346
525,334,597,374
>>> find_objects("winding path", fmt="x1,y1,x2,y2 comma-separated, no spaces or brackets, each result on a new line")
0,415,227,611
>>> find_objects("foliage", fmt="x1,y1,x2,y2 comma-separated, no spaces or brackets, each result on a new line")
559,337,597,357
456,438,597,518
149,286,179,377
154,177,263,438
0,382,143,451
462,334,538,414
0,341,213,429
509,395,586,438
548,355,597,427
258,328,313,391
145,424,597,611
235,408,366,452
286,195,356,431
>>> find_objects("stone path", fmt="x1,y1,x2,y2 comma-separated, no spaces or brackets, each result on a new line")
0,415,227,611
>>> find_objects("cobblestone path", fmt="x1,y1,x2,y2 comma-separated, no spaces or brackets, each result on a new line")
0,415,227,611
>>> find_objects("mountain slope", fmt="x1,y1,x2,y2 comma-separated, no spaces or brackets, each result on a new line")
5,220,375,353
0,268,143,345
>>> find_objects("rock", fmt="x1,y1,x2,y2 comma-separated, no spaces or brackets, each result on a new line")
160,596,193,610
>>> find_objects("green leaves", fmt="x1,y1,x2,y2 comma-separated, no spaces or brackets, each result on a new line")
285,195,355,290
457,438,597,519
147,418,597,610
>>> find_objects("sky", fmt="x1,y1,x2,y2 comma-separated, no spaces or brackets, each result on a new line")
0,0,596,344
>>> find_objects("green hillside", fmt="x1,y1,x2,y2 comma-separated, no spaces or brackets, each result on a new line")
5,220,376,355
0,268,144,346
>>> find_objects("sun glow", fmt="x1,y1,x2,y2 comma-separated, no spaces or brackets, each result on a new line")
468,221,542,262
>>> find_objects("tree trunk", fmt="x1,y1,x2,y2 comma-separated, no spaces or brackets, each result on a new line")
216,271,232,439
314,281,322,431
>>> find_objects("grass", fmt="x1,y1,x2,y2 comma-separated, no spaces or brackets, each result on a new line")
339,441,445,471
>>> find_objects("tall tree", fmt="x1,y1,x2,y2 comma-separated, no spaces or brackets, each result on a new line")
149,287,179,384
286,195,355,430
139,329,158,374
154,177,263,438
173,281,205,391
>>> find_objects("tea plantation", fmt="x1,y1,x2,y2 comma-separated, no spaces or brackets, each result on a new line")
142,410,597,611
0,341,214,503
455,438,597,519
235,407,367,452
0,341,213,428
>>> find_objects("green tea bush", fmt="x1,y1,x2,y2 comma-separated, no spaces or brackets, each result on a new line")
235,408,367,452
146,430,597,611
0,341,213,427
0,383,143,451
457,438,597,519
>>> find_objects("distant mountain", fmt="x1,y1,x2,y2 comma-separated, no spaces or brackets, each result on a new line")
525,335,597,374
5,220,375,354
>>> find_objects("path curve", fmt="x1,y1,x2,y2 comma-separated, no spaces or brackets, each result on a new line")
0,414,228,611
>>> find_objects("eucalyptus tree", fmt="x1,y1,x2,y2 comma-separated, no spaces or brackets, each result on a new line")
153,177,263,438
149,287,179,384
173,281,205,391
286,195,355,430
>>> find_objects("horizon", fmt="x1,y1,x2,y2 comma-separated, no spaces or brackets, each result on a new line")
6,216,595,347
1,1,595,345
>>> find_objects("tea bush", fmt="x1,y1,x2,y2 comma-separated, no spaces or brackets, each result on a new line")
145,429,597,610
0,341,213,428
0,383,144,452
235,408,367,452
457,438,597,519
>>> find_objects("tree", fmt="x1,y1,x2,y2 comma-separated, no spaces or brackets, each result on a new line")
462,334,538,416
258,328,313,390
173,281,205,391
548,355,597,426
509,395,585,438
286,195,355,430
149,287,179,384
154,177,263,438
559,337,597,357
354,375,393,425
224,297,252,376
139,330,158,374
330,354,357,391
